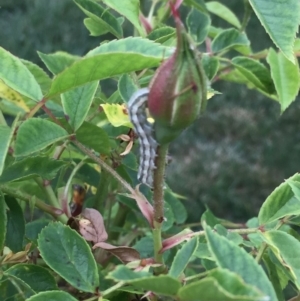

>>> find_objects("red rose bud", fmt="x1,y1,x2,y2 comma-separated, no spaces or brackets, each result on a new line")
147,3,207,144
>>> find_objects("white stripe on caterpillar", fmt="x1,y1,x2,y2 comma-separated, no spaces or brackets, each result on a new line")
128,88,158,187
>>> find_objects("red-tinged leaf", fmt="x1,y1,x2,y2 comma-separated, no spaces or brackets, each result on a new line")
161,229,194,253
79,208,108,243
124,185,154,227
93,242,140,264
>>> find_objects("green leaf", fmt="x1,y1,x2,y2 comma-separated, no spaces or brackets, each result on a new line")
87,37,172,57
0,114,19,175
249,0,300,63
162,201,175,231
263,254,286,301
26,291,78,301
187,9,211,44
0,47,43,101
205,224,278,301
206,1,241,28
0,274,35,300
15,118,69,157
178,269,266,301
0,157,66,184
74,0,123,38
25,219,50,243
108,265,181,296
294,38,300,51
133,236,154,258
201,207,219,227
212,28,250,53
232,56,275,94
118,74,138,103
21,59,52,94
169,237,198,278
267,249,293,290
0,192,7,252
209,269,267,299
164,189,187,224
194,243,211,259
76,121,111,154
101,0,144,36
38,222,99,293
38,51,79,75
5,263,57,292
0,126,12,176
263,230,300,289
288,180,300,201
184,0,207,13
84,18,109,36
258,174,300,225
47,37,172,98
147,27,176,44
101,104,131,127
62,81,98,130
202,54,219,80
5,196,25,252
267,48,300,112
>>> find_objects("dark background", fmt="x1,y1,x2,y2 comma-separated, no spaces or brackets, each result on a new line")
1,0,299,223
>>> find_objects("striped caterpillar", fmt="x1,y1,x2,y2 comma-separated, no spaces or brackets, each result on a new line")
127,88,158,187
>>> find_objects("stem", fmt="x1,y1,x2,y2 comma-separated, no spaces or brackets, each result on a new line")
42,105,64,127
0,185,65,221
152,144,169,273
101,281,125,297
110,203,129,241
93,169,110,213
185,269,213,282
192,227,260,238
153,144,168,222
35,177,65,219
53,141,68,160
255,242,267,263
153,226,164,271
73,140,134,194
256,219,285,263
147,0,158,21
82,296,98,301
62,159,86,217
25,97,47,119
157,2,171,24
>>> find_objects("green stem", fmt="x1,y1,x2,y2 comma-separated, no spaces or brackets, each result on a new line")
185,269,213,282
192,227,260,238
102,281,125,297
62,159,86,216
153,225,164,271
34,177,67,223
147,0,158,21
256,220,285,263
93,169,110,213
0,185,65,221
152,144,169,273
52,141,68,160
110,203,129,241
157,1,171,24
255,242,267,263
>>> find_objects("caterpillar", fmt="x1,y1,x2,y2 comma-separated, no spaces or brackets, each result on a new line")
127,88,158,187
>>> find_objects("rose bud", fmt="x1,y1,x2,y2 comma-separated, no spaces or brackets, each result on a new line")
147,2,207,144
